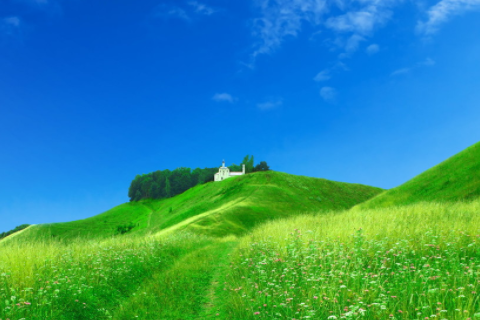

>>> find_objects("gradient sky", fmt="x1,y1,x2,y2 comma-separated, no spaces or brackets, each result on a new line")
1,0,480,233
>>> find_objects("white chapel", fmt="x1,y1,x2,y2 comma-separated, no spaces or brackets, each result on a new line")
214,160,245,181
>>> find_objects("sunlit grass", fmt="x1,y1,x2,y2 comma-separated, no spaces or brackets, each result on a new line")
0,232,213,319
224,200,480,319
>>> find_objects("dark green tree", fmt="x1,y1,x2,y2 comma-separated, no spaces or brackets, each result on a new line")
242,155,254,173
165,177,171,198
254,161,270,172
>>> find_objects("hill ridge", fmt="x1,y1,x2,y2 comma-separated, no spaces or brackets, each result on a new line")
6,171,383,242
356,141,480,209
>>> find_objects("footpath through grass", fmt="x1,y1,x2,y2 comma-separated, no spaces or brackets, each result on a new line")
113,238,238,319
10,171,383,243
0,232,214,320
1,201,480,319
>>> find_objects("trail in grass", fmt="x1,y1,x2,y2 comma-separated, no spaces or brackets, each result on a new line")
113,239,238,320
0,224,34,243
196,240,237,319
153,198,247,237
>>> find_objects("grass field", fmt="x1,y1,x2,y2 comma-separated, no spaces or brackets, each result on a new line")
1,143,479,319
357,141,480,209
8,171,383,242
224,200,480,319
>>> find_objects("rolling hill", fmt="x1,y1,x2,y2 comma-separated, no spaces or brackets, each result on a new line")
8,171,383,242
356,141,480,209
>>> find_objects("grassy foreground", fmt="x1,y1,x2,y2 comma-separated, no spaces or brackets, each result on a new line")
2,200,479,319
224,200,480,319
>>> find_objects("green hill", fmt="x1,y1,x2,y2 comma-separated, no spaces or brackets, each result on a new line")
357,141,480,209
10,171,383,242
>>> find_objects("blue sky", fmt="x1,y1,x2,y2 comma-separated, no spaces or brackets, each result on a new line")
1,0,480,232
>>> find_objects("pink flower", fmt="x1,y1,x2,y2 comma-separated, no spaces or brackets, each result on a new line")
25,302,31,305
254,311,260,315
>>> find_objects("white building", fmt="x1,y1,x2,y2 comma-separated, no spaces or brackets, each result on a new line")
214,160,245,181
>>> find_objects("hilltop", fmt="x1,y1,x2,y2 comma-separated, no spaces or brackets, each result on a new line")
8,171,383,242
357,141,480,209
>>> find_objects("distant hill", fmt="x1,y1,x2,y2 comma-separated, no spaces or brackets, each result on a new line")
356,141,480,209
7,171,383,242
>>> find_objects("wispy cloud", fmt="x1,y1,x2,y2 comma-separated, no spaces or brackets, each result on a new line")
313,61,347,82
257,98,283,110
313,69,331,82
155,4,191,21
420,57,436,66
155,1,218,22
325,8,391,36
391,57,436,76
12,0,62,15
320,86,337,102
1,16,22,36
250,0,402,62
188,1,216,15
366,43,379,55
4,17,21,28
417,0,480,35
251,0,328,58
212,93,236,103
391,67,411,76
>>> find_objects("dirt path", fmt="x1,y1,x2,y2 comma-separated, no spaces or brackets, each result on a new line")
0,225,35,243
196,240,238,319
152,198,248,238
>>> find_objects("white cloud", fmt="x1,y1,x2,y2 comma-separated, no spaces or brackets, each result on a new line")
391,57,436,76
345,33,365,52
188,1,216,15
155,2,218,22
212,93,236,103
156,4,191,21
313,61,348,82
391,67,411,76
320,86,337,102
366,43,379,54
417,0,480,35
313,69,331,81
325,9,390,35
4,17,20,27
251,0,329,57
250,0,402,60
1,17,22,36
420,57,436,66
257,99,283,110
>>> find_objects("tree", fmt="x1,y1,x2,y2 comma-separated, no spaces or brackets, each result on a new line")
128,175,142,201
165,177,171,198
229,163,241,172
254,161,270,172
241,155,254,173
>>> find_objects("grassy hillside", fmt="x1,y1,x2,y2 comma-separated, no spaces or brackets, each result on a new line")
357,141,480,209
8,171,383,242
224,200,480,319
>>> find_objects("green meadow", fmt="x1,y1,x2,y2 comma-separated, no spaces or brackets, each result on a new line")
1,142,479,320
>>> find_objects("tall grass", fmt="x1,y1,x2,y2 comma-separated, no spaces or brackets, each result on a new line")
0,232,213,320
224,201,480,319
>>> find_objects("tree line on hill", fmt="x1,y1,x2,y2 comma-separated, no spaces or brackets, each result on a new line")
0,224,31,240
128,155,270,202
